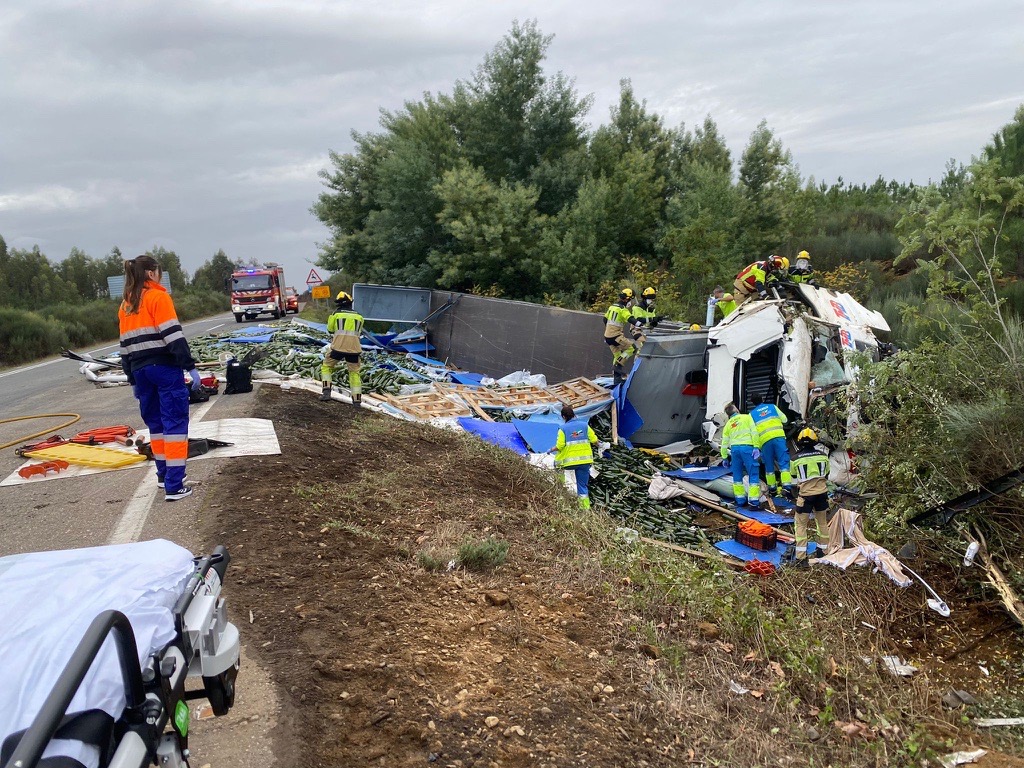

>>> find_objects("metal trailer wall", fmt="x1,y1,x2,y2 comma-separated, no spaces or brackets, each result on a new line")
427,291,611,381
626,331,710,446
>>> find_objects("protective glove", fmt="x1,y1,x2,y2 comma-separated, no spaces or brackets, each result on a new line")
188,368,203,391
752,449,761,461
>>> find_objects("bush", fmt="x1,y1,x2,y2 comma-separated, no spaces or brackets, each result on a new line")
38,301,120,346
0,308,69,365
172,289,230,321
457,536,509,571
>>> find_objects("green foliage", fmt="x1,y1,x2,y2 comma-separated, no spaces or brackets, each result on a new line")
0,308,69,365
456,536,510,571
191,249,240,294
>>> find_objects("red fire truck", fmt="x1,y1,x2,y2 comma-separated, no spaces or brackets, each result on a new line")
230,266,288,322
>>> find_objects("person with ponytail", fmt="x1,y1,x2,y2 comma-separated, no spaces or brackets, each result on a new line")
118,255,202,501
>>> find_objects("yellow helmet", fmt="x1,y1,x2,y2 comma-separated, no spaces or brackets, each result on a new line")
797,427,818,444
776,256,790,270
619,288,635,302
689,323,701,331
642,286,657,299
797,250,810,260
335,290,353,303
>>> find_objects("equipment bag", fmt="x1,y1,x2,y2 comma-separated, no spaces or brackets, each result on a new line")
224,361,253,394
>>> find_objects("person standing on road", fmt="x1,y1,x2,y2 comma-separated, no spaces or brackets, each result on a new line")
551,404,599,509
118,255,201,502
749,393,793,499
789,427,831,562
720,402,762,509
321,291,365,405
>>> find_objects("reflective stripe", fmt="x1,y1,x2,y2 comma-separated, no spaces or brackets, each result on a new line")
604,304,632,330
555,419,595,468
793,450,829,481
721,413,759,455
750,403,787,442
736,262,766,287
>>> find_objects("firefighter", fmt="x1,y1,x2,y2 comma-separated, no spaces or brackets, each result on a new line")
118,254,201,501
733,256,786,302
604,288,641,385
321,291,365,404
551,404,600,509
630,286,665,348
715,292,737,323
720,402,763,509
789,250,816,285
748,392,793,498
789,427,831,561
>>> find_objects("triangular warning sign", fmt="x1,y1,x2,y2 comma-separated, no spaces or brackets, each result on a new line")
306,268,323,284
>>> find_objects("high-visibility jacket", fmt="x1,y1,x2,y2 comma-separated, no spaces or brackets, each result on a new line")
789,257,814,284
631,302,656,328
736,262,770,294
792,447,830,495
327,309,364,354
604,302,636,338
720,413,761,458
554,419,598,468
715,298,737,321
118,280,195,380
749,402,788,443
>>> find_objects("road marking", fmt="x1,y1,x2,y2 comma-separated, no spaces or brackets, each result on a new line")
0,358,58,379
107,397,219,544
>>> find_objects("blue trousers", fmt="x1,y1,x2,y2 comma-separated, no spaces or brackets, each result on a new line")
570,464,591,497
133,364,190,493
730,445,760,507
760,436,793,491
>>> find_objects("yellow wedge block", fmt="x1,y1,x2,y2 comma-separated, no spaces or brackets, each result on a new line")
24,444,148,469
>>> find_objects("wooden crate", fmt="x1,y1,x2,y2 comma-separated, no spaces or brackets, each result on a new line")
379,391,471,420
545,377,612,409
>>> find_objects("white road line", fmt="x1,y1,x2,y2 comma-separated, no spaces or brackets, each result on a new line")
107,397,219,545
0,358,58,379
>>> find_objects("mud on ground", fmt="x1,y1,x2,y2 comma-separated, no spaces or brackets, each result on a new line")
206,386,1024,768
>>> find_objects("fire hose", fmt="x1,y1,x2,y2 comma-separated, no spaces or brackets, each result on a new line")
0,414,82,451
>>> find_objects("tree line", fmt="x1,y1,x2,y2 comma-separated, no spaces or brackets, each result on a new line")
313,21,1024,340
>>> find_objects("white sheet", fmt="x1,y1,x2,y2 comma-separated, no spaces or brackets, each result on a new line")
1,418,281,487
0,539,195,766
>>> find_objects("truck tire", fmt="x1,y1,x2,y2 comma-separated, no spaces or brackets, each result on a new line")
273,309,282,319
234,313,243,323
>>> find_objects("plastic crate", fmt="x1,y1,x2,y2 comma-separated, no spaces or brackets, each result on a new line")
734,523,778,551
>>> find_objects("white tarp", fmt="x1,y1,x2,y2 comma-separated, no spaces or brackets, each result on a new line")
0,540,195,767
2,418,281,487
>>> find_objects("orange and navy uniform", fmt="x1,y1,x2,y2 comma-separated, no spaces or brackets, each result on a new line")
118,280,195,487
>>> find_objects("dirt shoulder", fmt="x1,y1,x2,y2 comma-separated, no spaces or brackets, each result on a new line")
206,386,1024,768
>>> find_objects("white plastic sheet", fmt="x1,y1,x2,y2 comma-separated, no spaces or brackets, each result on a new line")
0,540,195,767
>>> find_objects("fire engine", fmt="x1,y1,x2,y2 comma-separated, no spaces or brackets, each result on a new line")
230,266,288,322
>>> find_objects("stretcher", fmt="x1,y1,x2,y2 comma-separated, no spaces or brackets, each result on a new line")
0,540,240,768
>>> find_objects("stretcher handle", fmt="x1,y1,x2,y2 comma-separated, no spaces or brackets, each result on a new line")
172,546,231,653
3,610,144,768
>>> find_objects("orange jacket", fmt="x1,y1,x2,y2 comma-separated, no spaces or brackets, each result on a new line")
118,280,195,380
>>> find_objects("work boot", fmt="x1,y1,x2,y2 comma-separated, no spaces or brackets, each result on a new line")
579,496,591,510
352,392,362,406
320,383,332,402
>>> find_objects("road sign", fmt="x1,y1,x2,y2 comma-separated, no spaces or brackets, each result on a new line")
311,285,331,300
306,268,323,285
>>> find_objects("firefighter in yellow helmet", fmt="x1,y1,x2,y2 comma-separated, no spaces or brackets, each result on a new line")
734,257,784,302
789,250,817,285
321,291,365,404
788,427,831,561
604,287,641,385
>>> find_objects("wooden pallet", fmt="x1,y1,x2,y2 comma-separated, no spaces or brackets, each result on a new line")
545,377,612,409
379,391,471,420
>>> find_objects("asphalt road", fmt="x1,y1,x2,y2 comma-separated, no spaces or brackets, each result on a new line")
0,310,279,767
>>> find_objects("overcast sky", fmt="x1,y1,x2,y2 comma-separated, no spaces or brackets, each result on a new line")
1,0,1021,286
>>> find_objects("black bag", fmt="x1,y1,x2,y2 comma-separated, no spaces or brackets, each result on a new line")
225,361,253,394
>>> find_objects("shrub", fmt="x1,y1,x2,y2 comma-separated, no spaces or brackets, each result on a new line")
0,308,69,365
457,536,509,571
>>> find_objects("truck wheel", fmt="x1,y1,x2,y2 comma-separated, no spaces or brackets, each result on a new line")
273,309,282,319
234,313,243,323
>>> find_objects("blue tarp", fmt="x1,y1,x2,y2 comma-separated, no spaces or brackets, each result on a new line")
457,418,529,455
611,358,643,439
229,325,277,336
512,418,560,454
225,333,274,344
450,372,485,386
393,342,436,353
295,319,328,333
735,507,794,525
664,465,731,482
409,353,447,368
715,539,790,566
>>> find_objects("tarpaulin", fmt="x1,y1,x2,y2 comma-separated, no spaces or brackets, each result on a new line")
457,418,529,455
450,372,485,386
228,325,277,336
393,342,436,353
224,333,274,343
612,358,644,439
715,538,790,566
409,353,448,367
664,465,730,482
512,418,561,454
735,507,794,525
